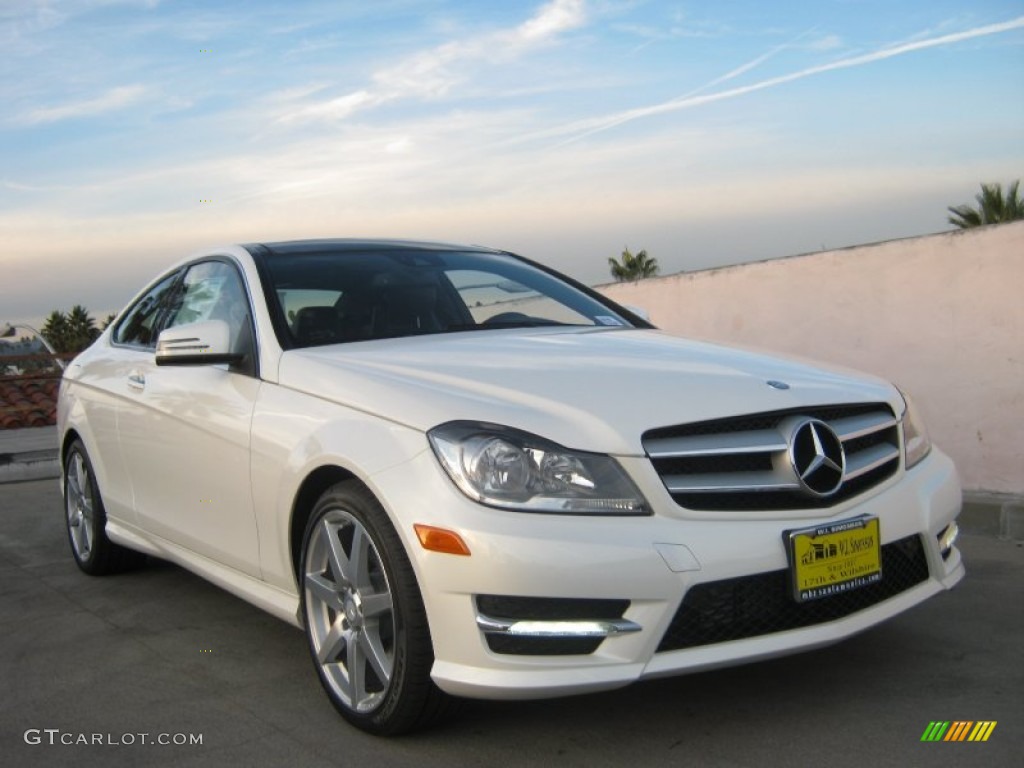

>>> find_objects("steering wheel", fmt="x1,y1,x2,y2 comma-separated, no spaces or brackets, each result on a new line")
483,312,534,326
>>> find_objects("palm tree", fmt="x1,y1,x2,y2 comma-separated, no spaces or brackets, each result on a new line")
67,305,99,351
41,307,102,354
608,247,659,282
947,181,1024,229
41,311,74,354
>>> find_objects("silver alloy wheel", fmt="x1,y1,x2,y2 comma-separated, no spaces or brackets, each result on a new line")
66,449,95,561
304,508,396,714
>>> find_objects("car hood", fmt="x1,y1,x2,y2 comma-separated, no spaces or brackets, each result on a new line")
277,328,899,456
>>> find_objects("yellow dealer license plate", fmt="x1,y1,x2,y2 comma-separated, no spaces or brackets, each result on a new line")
786,517,881,603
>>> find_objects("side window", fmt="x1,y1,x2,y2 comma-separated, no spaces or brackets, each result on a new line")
164,261,255,367
113,272,180,348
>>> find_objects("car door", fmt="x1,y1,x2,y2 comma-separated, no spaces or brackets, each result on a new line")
71,271,182,526
116,258,263,576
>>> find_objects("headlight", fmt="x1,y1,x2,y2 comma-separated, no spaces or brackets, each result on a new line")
899,389,931,469
428,421,648,515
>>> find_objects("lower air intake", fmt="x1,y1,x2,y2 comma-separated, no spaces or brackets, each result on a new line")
657,534,928,652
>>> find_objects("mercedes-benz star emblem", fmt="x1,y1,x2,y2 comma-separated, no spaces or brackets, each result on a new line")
789,419,846,497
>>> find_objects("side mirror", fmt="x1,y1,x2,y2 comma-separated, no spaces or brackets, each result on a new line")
155,319,243,366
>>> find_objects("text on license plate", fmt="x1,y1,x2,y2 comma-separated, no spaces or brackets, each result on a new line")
787,517,881,603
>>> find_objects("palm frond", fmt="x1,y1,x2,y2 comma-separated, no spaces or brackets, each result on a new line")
608,247,660,281
948,180,1024,228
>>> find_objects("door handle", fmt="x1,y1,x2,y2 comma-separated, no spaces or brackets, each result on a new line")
127,370,146,390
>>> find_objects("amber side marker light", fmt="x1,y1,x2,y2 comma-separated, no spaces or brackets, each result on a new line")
414,524,471,556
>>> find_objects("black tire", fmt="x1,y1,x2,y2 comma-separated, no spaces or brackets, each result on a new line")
63,439,145,575
299,480,456,735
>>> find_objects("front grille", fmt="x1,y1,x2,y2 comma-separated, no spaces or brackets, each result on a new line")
643,404,901,511
656,534,929,652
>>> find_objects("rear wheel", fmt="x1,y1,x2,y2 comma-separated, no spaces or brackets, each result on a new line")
300,481,455,734
64,439,144,574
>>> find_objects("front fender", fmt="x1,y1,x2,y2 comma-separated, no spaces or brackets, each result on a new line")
250,383,428,594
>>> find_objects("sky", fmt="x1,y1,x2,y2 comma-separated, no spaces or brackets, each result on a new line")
2,0,1023,327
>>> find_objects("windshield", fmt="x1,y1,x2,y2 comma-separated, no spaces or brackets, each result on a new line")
259,247,637,348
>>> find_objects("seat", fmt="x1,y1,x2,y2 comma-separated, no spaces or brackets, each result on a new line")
371,284,441,337
294,306,340,346
334,292,375,342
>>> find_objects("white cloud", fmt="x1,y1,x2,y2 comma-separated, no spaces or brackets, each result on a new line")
516,0,585,42
276,89,380,124
275,0,588,125
17,84,147,124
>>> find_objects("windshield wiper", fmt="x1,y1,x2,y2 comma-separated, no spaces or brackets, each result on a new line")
444,319,568,332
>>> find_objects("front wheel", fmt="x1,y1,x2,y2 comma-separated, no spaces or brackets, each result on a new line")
300,481,455,735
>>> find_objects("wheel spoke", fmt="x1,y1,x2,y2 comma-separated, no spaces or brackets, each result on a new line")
80,488,93,519
73,453,86,496
360,589,392,619
347,629,367,705
317,615,348,665
305,573,346,613
80,517,91,554
348,525,371,589
359,627,393,682
67,455,84,506
67,475,81,505
69,516,84,554
323,519,354,587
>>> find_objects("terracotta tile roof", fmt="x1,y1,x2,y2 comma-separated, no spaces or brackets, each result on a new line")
1,361,62,430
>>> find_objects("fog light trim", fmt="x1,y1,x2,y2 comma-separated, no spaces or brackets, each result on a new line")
937,521,960,559
477,615,641,638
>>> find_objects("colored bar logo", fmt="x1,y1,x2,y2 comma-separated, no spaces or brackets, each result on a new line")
921,721,997,742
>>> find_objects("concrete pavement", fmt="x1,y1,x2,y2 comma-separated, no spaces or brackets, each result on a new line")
0,478,1021,768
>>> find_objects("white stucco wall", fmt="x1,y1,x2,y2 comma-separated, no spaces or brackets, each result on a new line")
599,222,1024,495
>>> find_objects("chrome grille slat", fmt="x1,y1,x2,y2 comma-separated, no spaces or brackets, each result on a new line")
645,430,787,458
831,412,898,441
643,404,902,511
664,471,800,493
844,442,901,481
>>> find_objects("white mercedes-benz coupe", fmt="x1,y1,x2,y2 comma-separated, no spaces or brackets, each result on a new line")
58,240,964,734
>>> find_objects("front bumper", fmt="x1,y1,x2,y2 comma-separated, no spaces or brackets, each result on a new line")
368,445,963,700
